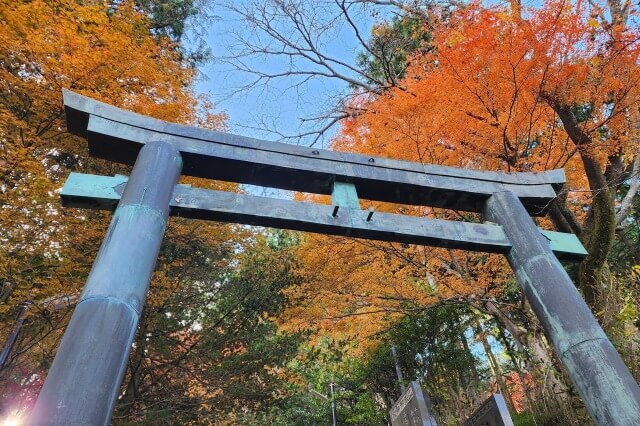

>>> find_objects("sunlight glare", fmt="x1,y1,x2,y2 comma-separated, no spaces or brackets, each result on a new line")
2,416,20,426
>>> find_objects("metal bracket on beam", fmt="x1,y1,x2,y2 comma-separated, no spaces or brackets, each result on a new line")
331,181,360,210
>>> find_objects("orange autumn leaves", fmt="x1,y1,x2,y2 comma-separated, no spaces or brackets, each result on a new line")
2,1,184,127
341,0,640,177
278,0,640,349
0,0,229,312
280,237,512,352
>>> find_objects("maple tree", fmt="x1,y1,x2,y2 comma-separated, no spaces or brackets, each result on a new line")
281,0,640,338
343,0,640,304
0,0,224,309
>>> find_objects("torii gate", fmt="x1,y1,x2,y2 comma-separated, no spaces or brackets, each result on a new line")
30,90,640,425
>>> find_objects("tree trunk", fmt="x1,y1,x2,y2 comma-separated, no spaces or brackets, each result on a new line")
472,317,515,412
476,301,568,399
461,331,480,385
544,97,616,309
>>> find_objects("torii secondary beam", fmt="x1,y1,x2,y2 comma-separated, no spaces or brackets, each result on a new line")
60,172,587,259
63,90,563,215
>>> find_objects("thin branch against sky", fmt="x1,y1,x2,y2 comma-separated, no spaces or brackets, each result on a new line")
191,0,402,148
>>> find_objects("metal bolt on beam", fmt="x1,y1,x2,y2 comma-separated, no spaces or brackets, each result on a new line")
366,207,374,222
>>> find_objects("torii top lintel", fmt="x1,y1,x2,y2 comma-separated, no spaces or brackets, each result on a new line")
63,90,564,216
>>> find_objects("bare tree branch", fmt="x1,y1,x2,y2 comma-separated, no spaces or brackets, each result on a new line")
218,0,438,145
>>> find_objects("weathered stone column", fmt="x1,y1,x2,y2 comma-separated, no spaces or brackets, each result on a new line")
30,141,182,425
485,191,640,425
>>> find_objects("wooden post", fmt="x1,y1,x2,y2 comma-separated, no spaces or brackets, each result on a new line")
484,191,640,425
30,141,182,425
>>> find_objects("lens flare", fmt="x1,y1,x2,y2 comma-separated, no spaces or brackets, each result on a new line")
2,415,21,426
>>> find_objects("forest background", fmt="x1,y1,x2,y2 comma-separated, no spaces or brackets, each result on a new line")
1,0,640,424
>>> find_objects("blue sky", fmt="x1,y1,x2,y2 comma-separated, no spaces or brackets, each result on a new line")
188,1,386,148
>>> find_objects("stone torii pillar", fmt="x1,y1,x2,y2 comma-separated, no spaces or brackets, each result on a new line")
31,141,181,424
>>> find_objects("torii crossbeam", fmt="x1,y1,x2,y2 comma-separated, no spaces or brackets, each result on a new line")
30,91,640,425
